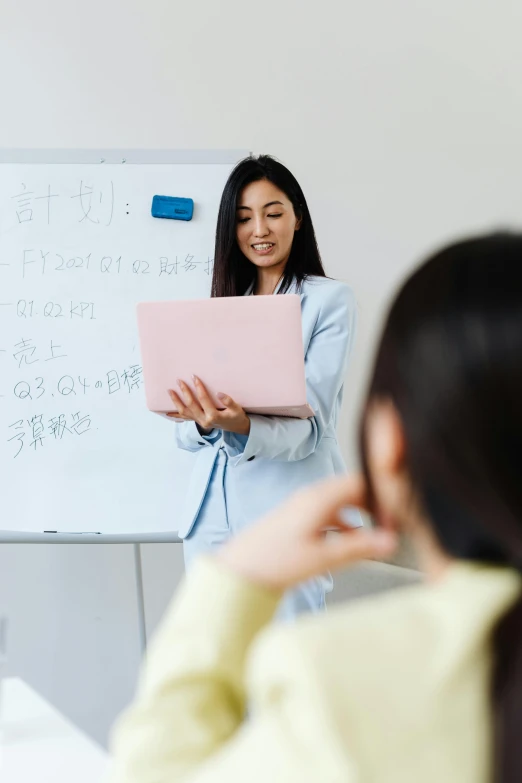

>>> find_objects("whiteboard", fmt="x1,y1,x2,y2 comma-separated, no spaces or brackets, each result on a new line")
0,150,247,535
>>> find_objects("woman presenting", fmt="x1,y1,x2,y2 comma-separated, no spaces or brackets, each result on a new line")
168,155,360,619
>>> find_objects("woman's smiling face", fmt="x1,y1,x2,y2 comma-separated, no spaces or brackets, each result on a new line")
235,178,301,273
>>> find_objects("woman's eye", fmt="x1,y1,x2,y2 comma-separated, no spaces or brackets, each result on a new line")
268,213,283,218
237,217,250,224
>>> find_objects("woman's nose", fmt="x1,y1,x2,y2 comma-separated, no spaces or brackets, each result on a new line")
253,217,269,237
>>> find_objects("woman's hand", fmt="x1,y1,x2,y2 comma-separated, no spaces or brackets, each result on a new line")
216,475,397,591
167,376,251,436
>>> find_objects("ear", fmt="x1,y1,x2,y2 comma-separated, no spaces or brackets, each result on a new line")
367,400,406,474
365,400,408,532
294,205,303,232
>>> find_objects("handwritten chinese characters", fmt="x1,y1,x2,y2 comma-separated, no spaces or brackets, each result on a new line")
11,181,114,226
8,411,93,458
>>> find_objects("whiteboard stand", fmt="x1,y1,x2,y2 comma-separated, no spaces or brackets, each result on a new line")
0,531,182,655
134,543,147,654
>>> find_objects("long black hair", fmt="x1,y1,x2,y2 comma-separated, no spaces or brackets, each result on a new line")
361,232,522,782
211,155,326,297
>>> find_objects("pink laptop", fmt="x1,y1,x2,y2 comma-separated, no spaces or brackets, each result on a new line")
136,295,314,419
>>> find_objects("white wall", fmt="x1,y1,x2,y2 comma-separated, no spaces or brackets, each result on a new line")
1,0,522,746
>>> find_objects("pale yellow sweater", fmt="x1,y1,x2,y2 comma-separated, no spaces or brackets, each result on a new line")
108,558,520,783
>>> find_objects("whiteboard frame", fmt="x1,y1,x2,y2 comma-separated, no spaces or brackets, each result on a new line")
0,149,248,165
0,148,249,544
0,531,181,543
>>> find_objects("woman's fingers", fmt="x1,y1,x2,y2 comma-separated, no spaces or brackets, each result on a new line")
170,380,247,433
192,376,218,418
216,392,239,411
320,527,397,569
168,388,186,414
215,472,395,591
168,388,194,421
176,380,205,419
176,380,193,405
293,475,371,529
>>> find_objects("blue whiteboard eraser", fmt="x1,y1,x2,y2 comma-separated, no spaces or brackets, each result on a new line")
151,195,194,221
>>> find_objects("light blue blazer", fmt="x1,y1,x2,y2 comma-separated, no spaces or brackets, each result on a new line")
174,276,360,538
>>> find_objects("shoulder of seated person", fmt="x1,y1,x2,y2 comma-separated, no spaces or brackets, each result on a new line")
248,564,518,685
248,580,439,685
